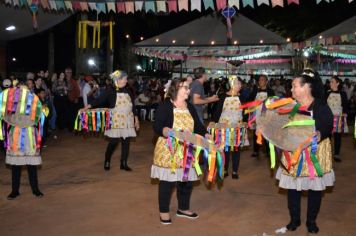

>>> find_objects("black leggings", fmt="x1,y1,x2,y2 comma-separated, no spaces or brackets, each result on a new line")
225,150,240,173
105,137,130,163
11,165,40,193
287,189,322,223
158,181,193,213
333,133,341,155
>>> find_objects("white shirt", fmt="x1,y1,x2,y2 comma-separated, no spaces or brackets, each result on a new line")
82,83,91,106
135,93,150,106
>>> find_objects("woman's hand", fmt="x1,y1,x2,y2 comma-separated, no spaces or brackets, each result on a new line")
205,133,213,140
162,127,171,138
134,116,140,131
80,105,91,113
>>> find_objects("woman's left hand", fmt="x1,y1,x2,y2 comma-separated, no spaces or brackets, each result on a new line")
205,133,213,140
134,117,140,131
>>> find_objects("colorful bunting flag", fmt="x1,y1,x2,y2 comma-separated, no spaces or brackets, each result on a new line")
167,0,177,12
5,0,12,5
216,0,226,10
13,0,20,6
257,0,269,6
19,0,27,7
191,0,201,11
55,1,65,10
80,2,88,11
88,3,96,11
242,0,254,8
272,0,283,7
228,0,239,8
135,1,143,11
287,0,299,5
48,0,56,10
156,1,167,12
64,1,72,10
203,0,215,10
40,0,49,9
107,2,116,13
125,2,134,13
145,1,156,12
178,0,188,11
116,2,125,12
72,1,81,11
96,3,106,13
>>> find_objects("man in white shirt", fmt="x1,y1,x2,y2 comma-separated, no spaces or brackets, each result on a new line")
135,90,151,120
82,75,98,106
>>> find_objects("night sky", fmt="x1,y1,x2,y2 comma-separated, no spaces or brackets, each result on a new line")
6,0,356,74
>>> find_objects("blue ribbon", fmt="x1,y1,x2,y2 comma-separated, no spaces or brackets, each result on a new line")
97,111,101,131
12,89,20,113
40,113,45,136
225,128,230,152
25,92,33,115
20,128,26,153
311,134,318,154
296,151,304,177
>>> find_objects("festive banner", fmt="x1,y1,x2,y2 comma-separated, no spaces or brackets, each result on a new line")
125,1,134,13
12,0,20,6
64,1,72,10
96,3,106,13
287,0,299,5
178,0,188,11
272,0,284,7
48,0,56,10
107,2,116,13
116,2,125,12
156,1,166,12
228,0,239,8
145,1,155,12
80,2,88,12
216,0,227,10
244,58,291,64
257,0,269,6
88,2,97,11
5,0,12,4
72,1,81,11
167,0,177,12
135,1,143,11
242,0,254,8
55,1,65,10
191,0,201,11
203,0,215,10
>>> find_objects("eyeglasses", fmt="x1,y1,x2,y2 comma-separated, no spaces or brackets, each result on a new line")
179,85,190,90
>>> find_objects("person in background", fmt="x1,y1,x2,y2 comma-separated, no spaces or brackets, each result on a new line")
82,75,99,107
272,78,286,97
135,90,151,121
326,76,349,162
36,88,51,148
189,67,219,123
52,72,69,130
66,67,82,131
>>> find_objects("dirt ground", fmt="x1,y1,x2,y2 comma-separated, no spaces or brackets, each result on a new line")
0,122,355,236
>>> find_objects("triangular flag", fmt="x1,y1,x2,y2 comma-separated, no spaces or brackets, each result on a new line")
257,0,269,6
80,2,88,11
348,0,354,3
107,2,116,13
64,1,72,10
271,0,283,7
125,2,134,13
145,1,156,12
96,3,106,13
191,0,201,11
228,0,239,8
27,0,32,5
341,34,348,42
13,0,20,6
156,1,166,12
49,0,57,10
135,1,143,11
216,0,226,10
55,0,65,10
72,1,81,11
326,37,333,45
88,2,96,10
287,0,299,5
116,2,125,12
203,0,215,10
40,0,49,9
167,0,177,12
178,0,188,11
5,0,12,5
19,0,27,7
242,0,254,8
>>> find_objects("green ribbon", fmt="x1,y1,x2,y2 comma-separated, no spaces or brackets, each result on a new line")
310,153,324,177
28,127,34,153
74,112,80,131
269,142,276,169
289,103,301,118
283,120,315,128
0,121,3,140
19,90,27,115
194,146,202,176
